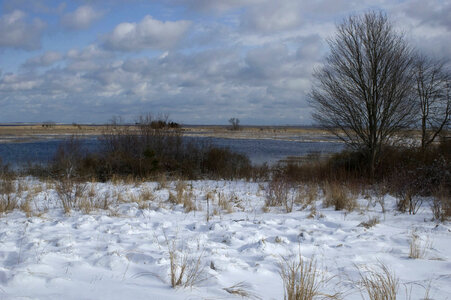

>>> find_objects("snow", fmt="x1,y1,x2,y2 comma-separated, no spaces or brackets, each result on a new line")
0,179,450,299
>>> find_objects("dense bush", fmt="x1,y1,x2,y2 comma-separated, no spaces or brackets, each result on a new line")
43,116,261,181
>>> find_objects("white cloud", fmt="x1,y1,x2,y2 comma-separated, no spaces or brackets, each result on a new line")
174,0,264,13
23,51,63,68
67,44,111,61
0,10,46,50
241,1,303,33
61,5,103,30
103,15,191,51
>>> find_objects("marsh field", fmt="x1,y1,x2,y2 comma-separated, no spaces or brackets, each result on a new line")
0,123,449,300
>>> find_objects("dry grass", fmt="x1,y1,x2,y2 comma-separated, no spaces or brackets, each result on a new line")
265,178,289,207
217,191,233,213
0,179,19,214
156,174,168,190
165,237,207,288
20,193,33,217
140,186,155,202
265,178,298,213
175,180,187,204
295,184,319,210
279,254,338,300
54,178,87,214
323,182,357,211
431,185,451,222
183,190,196,212
357,262,398,300
223,282,261,299
358,216,380,229
408,231,431,259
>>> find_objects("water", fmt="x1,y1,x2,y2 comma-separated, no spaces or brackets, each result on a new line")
0,136,344,169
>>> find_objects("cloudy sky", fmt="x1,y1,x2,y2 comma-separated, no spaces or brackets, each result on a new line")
0,0,450,125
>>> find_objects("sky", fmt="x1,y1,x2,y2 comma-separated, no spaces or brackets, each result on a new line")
0,0,450,125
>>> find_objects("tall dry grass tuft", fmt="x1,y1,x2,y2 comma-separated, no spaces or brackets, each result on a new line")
217,191,233,213
279,254,338,300
0,178,19,214
165,236,207,288
175,180,187,204
265,177,298,213
323,182,357,211
55,178,87,214
431,185,451,222
357,262,398,300
408,231,431,259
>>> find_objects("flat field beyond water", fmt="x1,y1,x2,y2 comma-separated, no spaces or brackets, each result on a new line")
0,178,449,299
0,124,335,142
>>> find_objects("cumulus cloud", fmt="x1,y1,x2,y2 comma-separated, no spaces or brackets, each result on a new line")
240,1,303,33
0,43,315,124
103,15,191,51
23,51,63,68
61,5,103,30
0,10,46,50
1,0,450,124
173,0,263,13
401,0,451,30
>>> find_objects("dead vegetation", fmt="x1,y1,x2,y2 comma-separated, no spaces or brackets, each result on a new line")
408,231,432,259
357,262,398,300
223,281,261,299
165,236,208,289
322,182,358,212
279,253,339,300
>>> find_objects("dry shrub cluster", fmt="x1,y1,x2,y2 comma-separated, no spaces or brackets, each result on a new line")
322,182,358,212
0,176,18,214
55,178,87,214
431,185,451,221
265,177,291,211
168,180,196,212
272,138,450,218
31,114,271,183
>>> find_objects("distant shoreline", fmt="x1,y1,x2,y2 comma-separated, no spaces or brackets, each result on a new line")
0,124,341,144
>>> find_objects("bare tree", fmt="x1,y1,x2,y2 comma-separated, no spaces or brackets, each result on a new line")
310,11,416,175
229,118,240,131
413,55,450,151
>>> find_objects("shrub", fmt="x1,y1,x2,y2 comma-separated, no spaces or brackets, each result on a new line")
0,177,18,214
431,185,451,222
323,182,357,211
44,114,256,181
55,178,87,214
265,177,290,207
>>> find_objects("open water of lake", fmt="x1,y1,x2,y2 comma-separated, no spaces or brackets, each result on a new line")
0,136,344,169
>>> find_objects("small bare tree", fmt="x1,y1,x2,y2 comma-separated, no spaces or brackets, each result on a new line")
413,55,450,151
310,11,416,176
228,118,240,131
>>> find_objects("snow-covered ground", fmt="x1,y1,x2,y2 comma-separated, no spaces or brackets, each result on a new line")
0,179,450,299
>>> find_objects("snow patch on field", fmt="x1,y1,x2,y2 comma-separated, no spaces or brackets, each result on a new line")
0,179,450,299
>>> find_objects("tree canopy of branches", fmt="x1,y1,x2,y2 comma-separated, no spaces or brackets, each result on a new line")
413,55,450,151
310,11,415,175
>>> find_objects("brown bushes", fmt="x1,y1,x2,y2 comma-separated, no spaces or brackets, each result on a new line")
322,182,358,211
42,114,261,182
